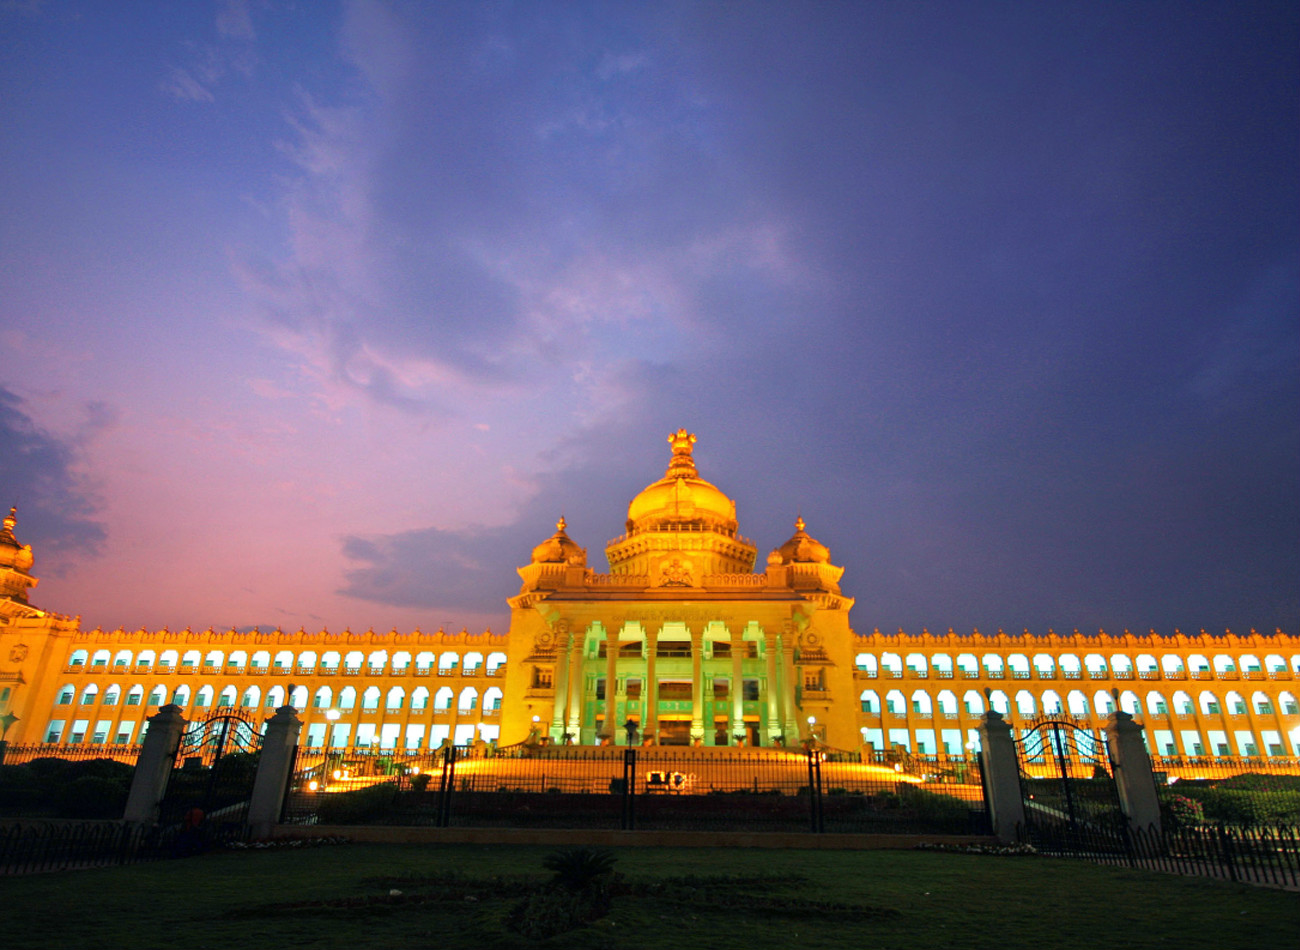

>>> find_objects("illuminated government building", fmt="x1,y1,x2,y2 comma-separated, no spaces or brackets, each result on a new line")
1,431,1298,762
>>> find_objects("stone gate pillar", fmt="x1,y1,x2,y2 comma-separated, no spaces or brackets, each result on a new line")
1105,710,1163,832
599,626,619,741
123,704,187,825
977,709,1025,842
247,704,303,838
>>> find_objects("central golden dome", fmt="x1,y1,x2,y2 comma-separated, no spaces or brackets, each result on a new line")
625,430,738,533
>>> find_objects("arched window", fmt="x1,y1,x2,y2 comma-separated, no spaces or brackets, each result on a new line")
386,687,405,710
905,654,929,676
1083,654,1107,676
181,650,200,668
1161,655,1185,674
266,685,285,708
392,651,411,672
1251,691,1272,715
1094,690,1115,715
1212,655,1236,674
1146,691,1167,715
1007,655,1030,679
956,654,978,677
251,650,271,669
195,685,213,709
172,685,191,706
1119,690,1140,715
344,651,364,672
339,686,356,710
416,652,435,672
1280,691,1298,716
936,690,958,715
362,687,381,710
113,649,133,668
438,652,459,673
411,686,430,710
982,654,1005,676
227,650,247,670
1194,690,1216,715
79,684,99,705
297,651,317,671
1040,690,1062,714
483,686,503,711
273,650,294,670
1014,690,1035,717
1110,655,1133,675
125,685,144,706
1066,690,1089,716
91,650,111,668
910,690,932,715
458,687,478,711
931,654,954,676
463,652,484,673
367,650,388,672
136,650,156,669
218,686,237,708
963,690,985,715
434,687,453,711
242,686,260,708
289,685,307,709
204,650,223,669
1058,654,1082,676
147,685,166,706
988,690,1010,715
1226,691,1246,715
313,686,331,709
69,649,88,668
854,653,878,674
57,684,75,704
486,652,507,675
1265,654,1287,673
320,651,340,671
1187,654,1210,674
884,689,905,715
1032,654,1055,677
1135,654,1158,675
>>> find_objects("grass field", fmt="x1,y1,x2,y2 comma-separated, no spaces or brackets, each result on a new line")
1,843,1295,949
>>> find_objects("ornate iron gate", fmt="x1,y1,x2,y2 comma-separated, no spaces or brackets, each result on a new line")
159,711,263,843
1015,718,1125,850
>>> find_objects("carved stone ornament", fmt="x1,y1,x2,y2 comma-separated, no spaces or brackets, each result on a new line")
535,631,554,651
8,643,28,663
801,631,821,649
657,558,694,588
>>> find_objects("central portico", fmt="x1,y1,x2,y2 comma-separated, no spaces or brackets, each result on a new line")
499,430,858,748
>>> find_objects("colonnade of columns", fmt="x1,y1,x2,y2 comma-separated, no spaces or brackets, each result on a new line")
545,620,805,745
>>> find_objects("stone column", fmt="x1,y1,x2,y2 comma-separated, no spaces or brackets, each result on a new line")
764,629,781,744
550,624,570,742
730,627,744,745
566,625,585,741
123,704,187,824
780,631,799,741
644,627,659,741
247,705,303,837
1105,710,1163,832
690,627,705,744
977,709,1026,843
599,626,619,741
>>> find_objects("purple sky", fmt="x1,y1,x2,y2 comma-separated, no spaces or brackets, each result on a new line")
2,1,1296,637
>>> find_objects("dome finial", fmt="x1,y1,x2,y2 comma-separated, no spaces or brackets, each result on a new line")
556,515,567,533
794,515,806,533
3,506,14,532
665,429,698,478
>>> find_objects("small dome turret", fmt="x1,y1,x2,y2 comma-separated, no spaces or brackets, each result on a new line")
771,517,831,565
530,517,587,566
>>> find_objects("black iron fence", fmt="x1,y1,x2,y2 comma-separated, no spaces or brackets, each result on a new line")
1022,815,1300,888
282,746,990,835
0,743,142,766
0,820,177,875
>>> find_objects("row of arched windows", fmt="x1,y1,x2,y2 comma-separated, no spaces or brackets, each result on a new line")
56,682,504,713
854,651,1300,677
66,648,507,675
857,687,1300,719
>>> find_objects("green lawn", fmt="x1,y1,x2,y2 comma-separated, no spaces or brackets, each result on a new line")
1,843,1294,949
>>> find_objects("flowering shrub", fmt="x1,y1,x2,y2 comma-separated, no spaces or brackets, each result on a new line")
1160,794,1205,829
913,841,1037,856
225,835,349,850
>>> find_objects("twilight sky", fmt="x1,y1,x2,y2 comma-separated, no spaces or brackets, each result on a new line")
1,1,1296,637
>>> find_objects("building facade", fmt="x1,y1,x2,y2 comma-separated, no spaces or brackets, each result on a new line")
1,435,1298,761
